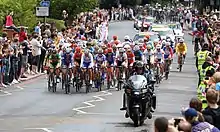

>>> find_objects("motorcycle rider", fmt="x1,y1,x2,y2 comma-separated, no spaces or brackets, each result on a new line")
120,61,156,114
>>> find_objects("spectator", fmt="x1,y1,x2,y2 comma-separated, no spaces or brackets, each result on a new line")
216,82,220,105
44,26,51,38
154,117,169,132
30,34,42,74
182,108,220,132
19,27,27,43
5,11,19,33
19,40,29,78
34,22,41,36
202,88,220,129
189,97,205,122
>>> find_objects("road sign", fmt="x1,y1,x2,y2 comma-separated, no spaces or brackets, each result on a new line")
36,7,49,17
40,1,50,7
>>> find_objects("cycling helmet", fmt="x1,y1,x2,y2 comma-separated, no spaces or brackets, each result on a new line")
75,47,81,52
116,43,123,48
81,36,86,41
113,35,118,40
133,45,140,51
98,48,103,54
112,44,117,49
124,44,131,49
156,45,161,49
48,48,53,53
165,42,170,46
66,48,71,53
179,38,184,43
136,61,144,68
84,49,90,54
107,48,113,53
119,48,125,53
166,38,171,42
147,45,151,49
52,48,57,54
124,35,130,40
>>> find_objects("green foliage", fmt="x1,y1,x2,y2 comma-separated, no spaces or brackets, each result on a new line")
50,0,98,20
0,0,37,31
37,18,66,31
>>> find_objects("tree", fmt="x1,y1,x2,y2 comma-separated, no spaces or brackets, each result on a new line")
0,0,37,31
50,0,98,20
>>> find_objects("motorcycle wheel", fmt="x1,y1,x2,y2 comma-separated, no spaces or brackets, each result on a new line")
133,108,140,127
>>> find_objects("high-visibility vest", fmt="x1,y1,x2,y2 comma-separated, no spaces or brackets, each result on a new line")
197,50,209,68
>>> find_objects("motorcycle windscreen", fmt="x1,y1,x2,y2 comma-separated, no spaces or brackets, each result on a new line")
128,75,147,90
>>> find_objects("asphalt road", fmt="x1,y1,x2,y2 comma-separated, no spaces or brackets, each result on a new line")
0,21,197,132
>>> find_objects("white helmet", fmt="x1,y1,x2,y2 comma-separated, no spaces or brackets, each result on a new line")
124,35,130,40
119,48,125,53
133,45,140,51
179,38,184,43
124,44,131,49
165,42,170,46
66,48,71,53
156,45,161,49
116,43,123,48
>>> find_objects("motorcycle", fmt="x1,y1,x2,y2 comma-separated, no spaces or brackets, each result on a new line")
123,75,156,127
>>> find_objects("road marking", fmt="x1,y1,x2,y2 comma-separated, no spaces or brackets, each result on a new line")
24,128,53,132
72,91,112,114
0,89,12,96
16,86,24,90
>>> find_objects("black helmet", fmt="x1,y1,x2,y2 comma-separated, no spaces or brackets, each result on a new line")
202,43,209,50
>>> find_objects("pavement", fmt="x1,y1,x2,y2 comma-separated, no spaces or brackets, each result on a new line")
0,21,197,132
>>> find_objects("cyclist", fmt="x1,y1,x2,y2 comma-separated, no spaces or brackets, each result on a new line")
73,46,83,81
122,35,131,46
154,45,164,75
49,49,61,83
61,48,73,81
163,42,173,69
80,49,94,85
106,48,115,82
126,48,135,78
175,38,187,69
144,45,154,68
133,45,144,61
110,35,120,45
115,48,128,81
94,48,106,81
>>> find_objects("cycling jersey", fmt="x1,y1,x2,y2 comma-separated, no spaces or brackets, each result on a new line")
95,54,106,66
163,47,173,59
134,50,143,61
61,52,73,68
80,53,94,68
176,43,187,54
115,52,127,66
143,49,154,64
154,50,164,62
49,54,61,68
126,52,135,65
105,53,114,65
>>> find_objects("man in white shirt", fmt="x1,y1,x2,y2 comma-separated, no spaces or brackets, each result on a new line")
30,34,42,74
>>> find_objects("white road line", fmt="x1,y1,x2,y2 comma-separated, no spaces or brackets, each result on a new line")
25,128,53,132
0,89,12,96
16,86,24,90
72,90,113,114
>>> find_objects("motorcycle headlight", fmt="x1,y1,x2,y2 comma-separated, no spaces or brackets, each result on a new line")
134,91,140,95
141,89,148,93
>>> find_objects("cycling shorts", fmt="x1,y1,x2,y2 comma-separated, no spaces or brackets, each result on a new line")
50,63,59,69
82,62,92,69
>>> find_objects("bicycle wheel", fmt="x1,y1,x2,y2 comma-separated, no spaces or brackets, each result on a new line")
179,56,183,72
52,75,56,93
85,71,90,93
48,74,52,92
65,75,69,94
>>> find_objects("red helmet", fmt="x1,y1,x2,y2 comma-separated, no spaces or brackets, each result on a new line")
81,36,86,41
75,47,81,52
113,36,117,40
107,48,113,53
114,40,119,45
107,43,111,48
